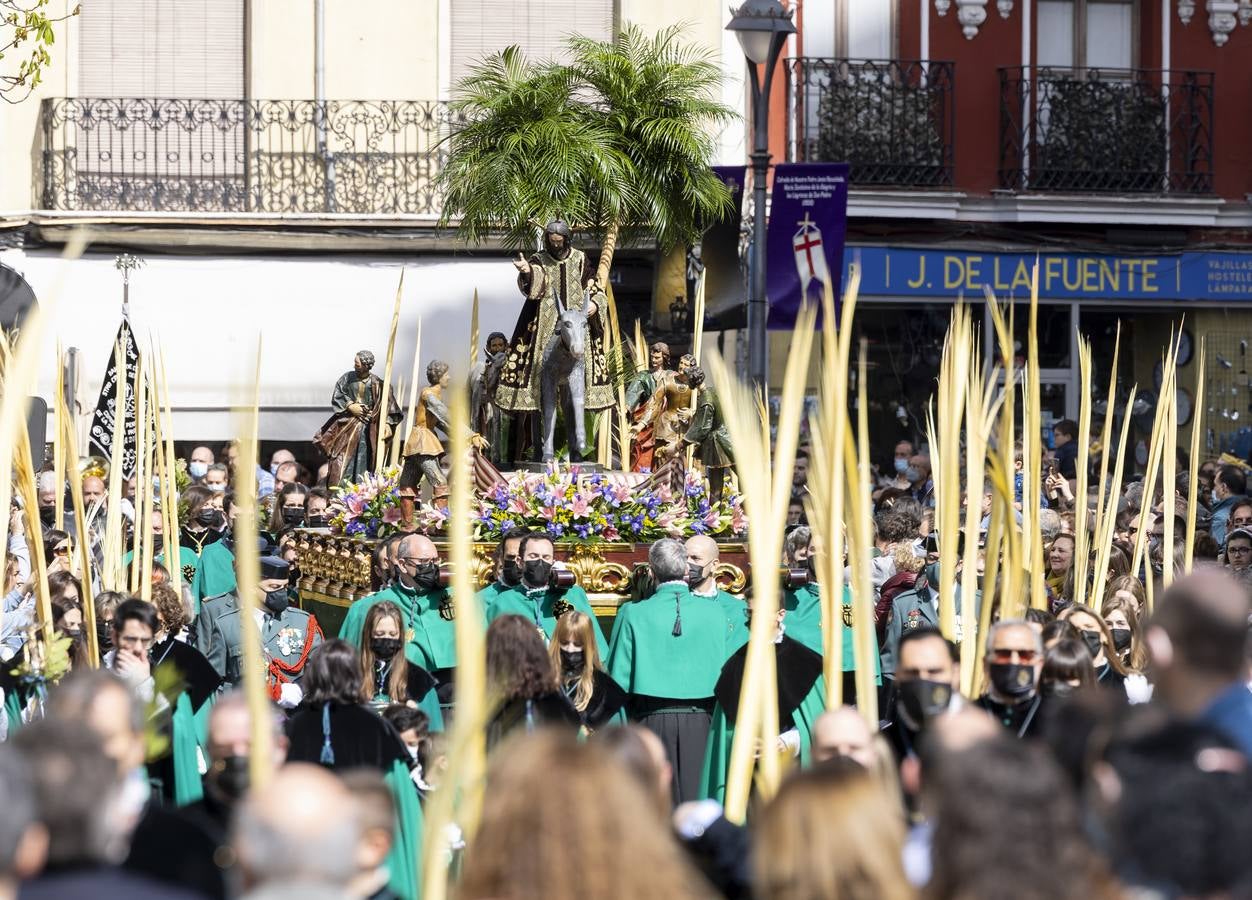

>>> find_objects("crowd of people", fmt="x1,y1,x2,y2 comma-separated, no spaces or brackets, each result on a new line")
3,427,1252,900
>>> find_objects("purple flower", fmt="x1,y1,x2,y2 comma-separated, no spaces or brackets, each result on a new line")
549,524,565,537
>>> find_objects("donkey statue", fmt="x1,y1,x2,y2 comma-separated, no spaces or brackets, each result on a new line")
538,305,588,463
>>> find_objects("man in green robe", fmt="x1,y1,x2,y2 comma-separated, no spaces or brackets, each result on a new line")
201,557,323,708
685,535,748,647
699,598,827,804
683,367,734,506
474,527,529,611
486,533,608,659
340,533,460,697
607,538,730,804
192,536,239,606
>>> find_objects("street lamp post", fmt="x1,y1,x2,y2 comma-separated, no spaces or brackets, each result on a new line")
727,0,795,392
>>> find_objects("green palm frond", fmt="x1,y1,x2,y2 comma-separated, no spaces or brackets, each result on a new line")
439,24,739,255
605,339,640,393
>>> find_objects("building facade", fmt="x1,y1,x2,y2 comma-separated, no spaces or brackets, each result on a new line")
0,0,744,445
777,0,1252,462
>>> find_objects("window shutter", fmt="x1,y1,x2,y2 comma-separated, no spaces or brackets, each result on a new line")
450,0,614,88
79,0,244,98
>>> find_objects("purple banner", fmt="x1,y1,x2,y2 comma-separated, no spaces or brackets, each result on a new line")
766,163,849,329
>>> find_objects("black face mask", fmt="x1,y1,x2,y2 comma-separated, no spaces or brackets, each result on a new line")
1080,630,1104,659
371,637,402,661
306,514,329,528
500,558,523,587
896,679,953,732
685,563,707,588
523,559,552,589
806,556,818,580
1110,627,1132,652
281,507,306,527
1042,680,1076,699
410,563,440,592
96,621,114,653
989,663,1037,698
208,755,250,804
288,566,302,588
151,534,164,555
196,508,225,529
39,505,56,525
263,588,290,617
560,649,585,673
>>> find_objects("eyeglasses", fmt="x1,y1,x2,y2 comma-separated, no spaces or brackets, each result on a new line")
53,545,71,557
1228,545,1252,556
1233,518,1252,528
399,556,438,566
989,647,1039,664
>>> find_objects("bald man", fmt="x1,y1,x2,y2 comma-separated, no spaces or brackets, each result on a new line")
233,764,361,895
811,707,877,769
339,534,458,701
1148,567,1252,755
685,535,748,646
81,475,105,508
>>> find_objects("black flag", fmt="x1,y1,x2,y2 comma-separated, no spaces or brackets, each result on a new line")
88,319,139,481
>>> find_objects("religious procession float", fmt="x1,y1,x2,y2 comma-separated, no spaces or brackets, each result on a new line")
295,221,750,635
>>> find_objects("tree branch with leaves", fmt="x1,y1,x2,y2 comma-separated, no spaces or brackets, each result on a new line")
1,0,78,104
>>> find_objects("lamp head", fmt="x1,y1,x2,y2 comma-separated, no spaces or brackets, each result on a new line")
726,0,796,66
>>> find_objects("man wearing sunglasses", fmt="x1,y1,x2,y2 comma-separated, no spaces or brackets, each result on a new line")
975,620,1044,738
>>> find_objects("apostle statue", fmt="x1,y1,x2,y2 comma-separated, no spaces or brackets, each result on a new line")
314,350,403,487
624,342,674,473
683,365,733,506
495,219,615,455
469,331,510,466
632,353,698,473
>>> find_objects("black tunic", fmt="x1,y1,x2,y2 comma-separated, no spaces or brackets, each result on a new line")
713,635,823,732
285,701,411,772
151,637,223,712
485,691,581,750
562,669,628,730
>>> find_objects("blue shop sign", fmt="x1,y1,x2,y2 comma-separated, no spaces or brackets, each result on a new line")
845,247,1252,301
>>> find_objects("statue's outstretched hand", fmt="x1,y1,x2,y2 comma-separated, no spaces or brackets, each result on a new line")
586,300,598,318
513,253,531,275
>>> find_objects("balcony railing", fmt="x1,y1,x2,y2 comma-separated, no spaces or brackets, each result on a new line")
39,98,460,214
999,67,1214,194
786,58,955,188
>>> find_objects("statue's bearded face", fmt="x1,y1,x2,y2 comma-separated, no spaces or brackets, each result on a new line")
354,356,370,377
545,231,570,259
487,337,508,356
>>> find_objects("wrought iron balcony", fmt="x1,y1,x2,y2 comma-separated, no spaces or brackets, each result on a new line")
999,67,1214,194
786,58,955,188
39,98,460,214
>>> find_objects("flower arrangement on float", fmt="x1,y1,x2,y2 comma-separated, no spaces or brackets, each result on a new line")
326,464,745,542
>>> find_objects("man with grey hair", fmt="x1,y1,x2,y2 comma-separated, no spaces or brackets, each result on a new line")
232,763,362,899
607,537,731,804
15,718,196,899
975,619,1044,738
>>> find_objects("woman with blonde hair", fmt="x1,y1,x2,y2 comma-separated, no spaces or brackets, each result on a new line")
754,757,912,900
459,728,717,900
549,610,626,732
1104,573,1146,618
358,600,442,728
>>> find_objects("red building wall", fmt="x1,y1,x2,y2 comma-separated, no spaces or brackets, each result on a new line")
787,0,1251,202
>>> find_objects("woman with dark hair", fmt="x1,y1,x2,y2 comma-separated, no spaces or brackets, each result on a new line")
1101,594,1149,674
267,483,309,535
927,736,1116,900
285,639,414,772
358,601,442,729
485,614,579,749
180,484,226,559
549,610,626,733
284,639,422,899
48,573,88,671
1060,603,1129,693
1040,638,1097,698
41,529,72,569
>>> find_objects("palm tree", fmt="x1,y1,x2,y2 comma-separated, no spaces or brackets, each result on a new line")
439,24,737,287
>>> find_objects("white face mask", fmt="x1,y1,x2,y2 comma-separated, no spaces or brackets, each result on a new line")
188,461,208,479
207,483,226,493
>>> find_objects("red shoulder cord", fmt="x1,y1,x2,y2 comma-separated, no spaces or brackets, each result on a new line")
267,616,325,701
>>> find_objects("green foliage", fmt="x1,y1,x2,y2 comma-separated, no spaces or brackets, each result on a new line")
0,1,79,103
440,23,737,258
604,339,639,393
